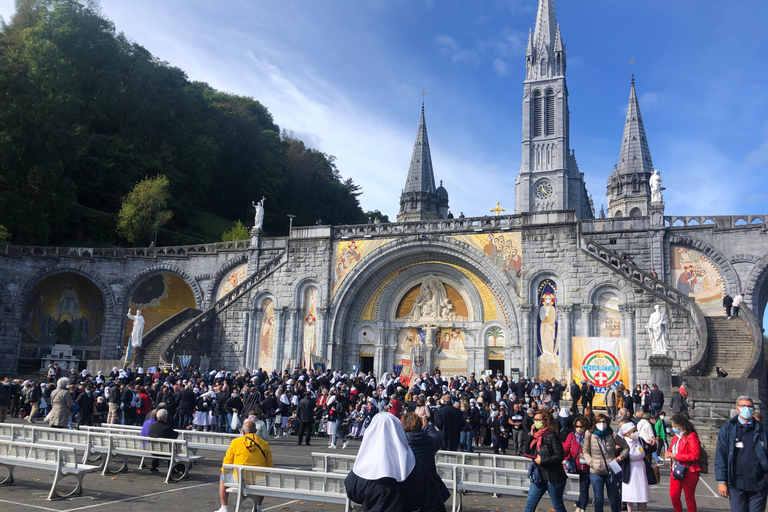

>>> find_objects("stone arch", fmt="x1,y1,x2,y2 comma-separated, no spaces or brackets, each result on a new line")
293,278,324,310
328,238,520,368
480,320,515,345
204,254,248,307
252,290,279,310
118,263,203,310
14,264,116,320
585,278,635,306
744,254,768,323
666,235,741,295
524,268,570,306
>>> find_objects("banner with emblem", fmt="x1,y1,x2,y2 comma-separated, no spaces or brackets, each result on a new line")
571,337,630,407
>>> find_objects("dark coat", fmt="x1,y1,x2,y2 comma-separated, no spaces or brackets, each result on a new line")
669,392,688,414
298,396,316,423
177,388,197,411
345,464,424,512
434,404,463,451
149,420,179,440
715,416,768,487
405,425,449,511
0,383,10,407
531,430,567,484
649,388,664,406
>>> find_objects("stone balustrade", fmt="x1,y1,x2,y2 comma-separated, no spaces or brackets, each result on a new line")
665,215,768,229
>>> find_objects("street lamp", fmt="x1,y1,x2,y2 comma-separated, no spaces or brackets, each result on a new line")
287,214,296,235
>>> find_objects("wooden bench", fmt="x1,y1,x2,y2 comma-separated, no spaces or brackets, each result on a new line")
222,464,351,512
0,441,99,501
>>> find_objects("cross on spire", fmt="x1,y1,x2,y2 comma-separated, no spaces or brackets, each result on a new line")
629,56,637,75
420,89,427,110
490,202,506,216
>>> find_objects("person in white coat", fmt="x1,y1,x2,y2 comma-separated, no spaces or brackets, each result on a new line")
619,422,651,512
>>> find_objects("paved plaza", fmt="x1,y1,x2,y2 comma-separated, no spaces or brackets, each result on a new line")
0,419,728,512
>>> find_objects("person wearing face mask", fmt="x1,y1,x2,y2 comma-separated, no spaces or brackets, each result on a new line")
582,414,629,512
75,385,95,427
492,403,510,455
715,395,768,512
523,409,567,512
563,417,592,512
651,413,667,462
618,422,650,512
665,414,701,512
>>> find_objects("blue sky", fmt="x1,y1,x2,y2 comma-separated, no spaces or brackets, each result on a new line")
2,0,768,220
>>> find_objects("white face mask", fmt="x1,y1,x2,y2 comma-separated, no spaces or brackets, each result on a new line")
596,422,607,431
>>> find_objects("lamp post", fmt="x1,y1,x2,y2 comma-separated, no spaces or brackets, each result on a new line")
287,214,296,235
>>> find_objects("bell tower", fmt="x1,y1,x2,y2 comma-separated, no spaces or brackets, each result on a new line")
515,0,592,218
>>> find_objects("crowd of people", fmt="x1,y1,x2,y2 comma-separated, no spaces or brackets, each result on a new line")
0,364,765,512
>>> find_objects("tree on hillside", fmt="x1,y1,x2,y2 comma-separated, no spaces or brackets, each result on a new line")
221,220,249,242
117,175,172,244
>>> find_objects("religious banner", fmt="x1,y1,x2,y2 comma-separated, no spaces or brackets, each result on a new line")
571,336,630,407
537,279,559,379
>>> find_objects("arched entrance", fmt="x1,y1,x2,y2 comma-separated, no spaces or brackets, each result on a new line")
20,272,106,373
122,272,196,350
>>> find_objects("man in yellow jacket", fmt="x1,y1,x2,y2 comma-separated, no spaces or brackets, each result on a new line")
215,420,274,512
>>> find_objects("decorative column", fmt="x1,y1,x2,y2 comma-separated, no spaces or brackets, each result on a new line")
464,328,480,375
251,307,263,370
581,304,594,337
242,312,251,369
316,306,328,363
559,305,573,379
286,307,300,364
520,305,533,378
272,307,287,372
621,305,637,388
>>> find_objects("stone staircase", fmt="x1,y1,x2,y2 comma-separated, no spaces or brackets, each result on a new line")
159,249,288,364
141,316,200,368
702,316,755,377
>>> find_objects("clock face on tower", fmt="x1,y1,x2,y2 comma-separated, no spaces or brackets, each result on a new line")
534,180,554,200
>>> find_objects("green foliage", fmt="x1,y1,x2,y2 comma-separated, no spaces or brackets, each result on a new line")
487,327,504,341
363,210,390,224
0,225,10,244
117,175,172,243
0,0,367,246
221,220,249,242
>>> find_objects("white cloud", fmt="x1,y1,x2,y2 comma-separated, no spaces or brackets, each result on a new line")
0,0,14,22
493,58,509,77
435,35,480,65
746,140,768,168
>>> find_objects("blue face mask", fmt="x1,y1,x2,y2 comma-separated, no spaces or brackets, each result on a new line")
672,427,680,434
739,406,755,420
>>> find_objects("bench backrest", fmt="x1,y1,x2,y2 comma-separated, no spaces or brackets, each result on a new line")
30,427,93,447
0,441,78,467
223,465,347,499
435,451,530,471
179,431,238,446
311,452,357,473
108,433,189,456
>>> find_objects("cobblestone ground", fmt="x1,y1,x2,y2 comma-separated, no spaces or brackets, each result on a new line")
0,419,729,512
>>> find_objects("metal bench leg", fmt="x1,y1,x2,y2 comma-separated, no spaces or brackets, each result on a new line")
0,464,14,486
138,456,146,469
47,469,62,501
52,473,84,500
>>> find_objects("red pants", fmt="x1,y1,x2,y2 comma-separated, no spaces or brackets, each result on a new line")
669,469,699,512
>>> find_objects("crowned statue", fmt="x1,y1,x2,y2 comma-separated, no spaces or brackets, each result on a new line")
252,197,266,231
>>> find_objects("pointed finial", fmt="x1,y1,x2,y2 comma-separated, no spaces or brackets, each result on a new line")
440,180,443,186
420,88,427,111
629,56,637,84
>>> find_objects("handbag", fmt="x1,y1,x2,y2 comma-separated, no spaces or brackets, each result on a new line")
672,461,687,481
527,462,542,484
597,436,621,486
565,456,578,474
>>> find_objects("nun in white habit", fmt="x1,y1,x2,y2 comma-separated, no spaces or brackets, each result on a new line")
345,413,425,512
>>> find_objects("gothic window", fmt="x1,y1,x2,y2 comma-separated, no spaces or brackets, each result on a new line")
545,90,555,136
629,207,642,218
540,59,547,76
532,90,542,137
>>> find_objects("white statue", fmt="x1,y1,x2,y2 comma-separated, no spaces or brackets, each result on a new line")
406,275,458,321
646,305,668,355
252,197,266,231
650,170,663,203
127,309,145,348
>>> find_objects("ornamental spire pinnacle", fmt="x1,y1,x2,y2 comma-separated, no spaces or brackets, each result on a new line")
533,0,558,49
617,74,654,177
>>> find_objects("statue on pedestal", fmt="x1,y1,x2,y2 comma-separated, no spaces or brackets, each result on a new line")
252,197,266,231
650,170,664,203
126,309,145,364
646,305,668,355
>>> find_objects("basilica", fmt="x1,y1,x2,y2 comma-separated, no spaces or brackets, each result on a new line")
1,0,767,408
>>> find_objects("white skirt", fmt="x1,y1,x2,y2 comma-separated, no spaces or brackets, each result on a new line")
622,459,651,503
193,411,212,426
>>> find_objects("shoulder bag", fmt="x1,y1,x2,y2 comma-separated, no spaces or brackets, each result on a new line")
597,436,621,486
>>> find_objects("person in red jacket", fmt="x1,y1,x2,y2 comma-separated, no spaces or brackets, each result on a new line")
665,413,701,512
563,416,592,512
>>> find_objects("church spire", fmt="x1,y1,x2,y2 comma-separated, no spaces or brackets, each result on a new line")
606,75,656,219
617,75,654,176
397,102,447,222
533,0,558,49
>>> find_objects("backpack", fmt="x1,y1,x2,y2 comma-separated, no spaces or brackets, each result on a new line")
698,444,709,474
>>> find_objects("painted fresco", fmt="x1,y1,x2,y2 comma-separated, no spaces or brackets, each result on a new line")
23,273,105,346
486,326,505,347
301,287,318,369
596,291,621,338
331,238,394,297
452,233,522,274
436,328,468,375
259,298,276,371
359,325,376,357
395,281,468,320
670,246,725,316
215,264,248,301
123,273,195,347
537,279,558,379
